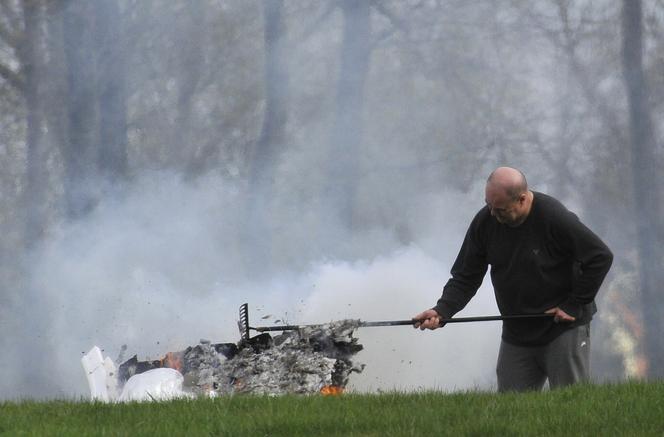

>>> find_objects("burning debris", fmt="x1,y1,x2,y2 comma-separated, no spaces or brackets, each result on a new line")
82,315,365,401
213,320,364,395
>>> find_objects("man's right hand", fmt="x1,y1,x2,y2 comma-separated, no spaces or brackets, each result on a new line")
413,309,443,330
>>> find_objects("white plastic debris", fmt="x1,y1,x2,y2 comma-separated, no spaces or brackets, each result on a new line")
81,346,118,402
118,368,191,402
83,319,364,400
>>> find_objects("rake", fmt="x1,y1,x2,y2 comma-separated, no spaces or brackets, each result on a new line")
237,303,553,340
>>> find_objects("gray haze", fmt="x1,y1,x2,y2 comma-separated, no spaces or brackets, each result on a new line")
0,0,661,399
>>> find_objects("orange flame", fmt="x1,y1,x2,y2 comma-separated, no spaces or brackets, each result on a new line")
160,352,183,373
320,385,344,396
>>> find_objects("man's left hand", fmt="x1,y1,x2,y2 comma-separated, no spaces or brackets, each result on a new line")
545,307,576,323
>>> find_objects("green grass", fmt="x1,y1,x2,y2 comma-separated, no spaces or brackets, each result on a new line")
2,381,664,436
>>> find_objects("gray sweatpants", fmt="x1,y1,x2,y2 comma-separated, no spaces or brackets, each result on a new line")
496,324,590,392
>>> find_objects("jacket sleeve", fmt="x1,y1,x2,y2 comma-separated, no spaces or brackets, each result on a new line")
433,213,489,319
552,208,613,318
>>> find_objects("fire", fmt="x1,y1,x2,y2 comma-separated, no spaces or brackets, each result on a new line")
160,352,184,373
233,378,245,391
320,385,344,396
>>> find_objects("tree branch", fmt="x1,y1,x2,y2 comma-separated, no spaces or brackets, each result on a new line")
0,10,21,48
524,1,625,145
298,1,337,41
371,0,409,34
370,1,409,47
0,0,22,38
0,61,24,91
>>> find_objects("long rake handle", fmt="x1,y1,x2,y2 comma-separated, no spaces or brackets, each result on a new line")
251,313,554,332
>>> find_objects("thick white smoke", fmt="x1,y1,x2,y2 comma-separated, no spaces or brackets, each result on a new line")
299,247,500,392
13,171,501,398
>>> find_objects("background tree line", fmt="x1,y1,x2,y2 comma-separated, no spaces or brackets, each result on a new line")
0,0,662,397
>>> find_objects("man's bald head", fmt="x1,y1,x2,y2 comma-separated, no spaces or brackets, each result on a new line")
487,167,528,200
485,167,533,227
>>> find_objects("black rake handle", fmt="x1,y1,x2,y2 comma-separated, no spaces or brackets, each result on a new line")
247,310,554,332
360,312,554,327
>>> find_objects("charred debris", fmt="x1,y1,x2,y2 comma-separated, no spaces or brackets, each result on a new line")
117,316,365,396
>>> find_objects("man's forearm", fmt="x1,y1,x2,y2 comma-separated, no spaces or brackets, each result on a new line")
433,280,480,319
562,246,613,317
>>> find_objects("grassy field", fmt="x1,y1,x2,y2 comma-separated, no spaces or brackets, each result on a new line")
1,381,664,436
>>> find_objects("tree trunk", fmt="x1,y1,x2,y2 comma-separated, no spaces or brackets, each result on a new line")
243,0,290,274
94,0,128,183
62,0,98,218
325,0,371,231
42,0,70,188
17,0,62,397
21,0,48,246
174,0,205,176
621,0,664,378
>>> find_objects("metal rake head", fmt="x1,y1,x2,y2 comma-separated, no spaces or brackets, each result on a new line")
238,303,250,341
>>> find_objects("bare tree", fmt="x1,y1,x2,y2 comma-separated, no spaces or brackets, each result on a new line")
243,0,290,274
20,0,48,246
325,0,371,231
0,0,54,247
172,0,205,174
58,0,129,216
62,0,98,218
95,0,128,182
621,0,664,378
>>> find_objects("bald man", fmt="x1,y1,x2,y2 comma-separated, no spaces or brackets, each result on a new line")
414,167,613,392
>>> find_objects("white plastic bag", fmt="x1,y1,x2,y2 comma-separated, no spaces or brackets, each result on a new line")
118,368,191,402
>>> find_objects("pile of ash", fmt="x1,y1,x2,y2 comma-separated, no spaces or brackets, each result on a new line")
117,319,365,396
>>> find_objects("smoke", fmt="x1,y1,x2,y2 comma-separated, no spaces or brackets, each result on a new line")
1,170,502,399
0,0,628,400
299,246,500,392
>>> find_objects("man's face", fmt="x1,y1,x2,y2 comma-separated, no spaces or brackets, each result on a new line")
485,185,526,227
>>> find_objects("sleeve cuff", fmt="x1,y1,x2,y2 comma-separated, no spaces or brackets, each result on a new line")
558,300,582,319
432,303,455,320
